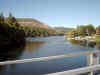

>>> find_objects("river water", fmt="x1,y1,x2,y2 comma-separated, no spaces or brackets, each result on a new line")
0,36,100,75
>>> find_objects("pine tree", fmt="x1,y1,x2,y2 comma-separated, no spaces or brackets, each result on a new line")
0,13,5,23
7,13,19,27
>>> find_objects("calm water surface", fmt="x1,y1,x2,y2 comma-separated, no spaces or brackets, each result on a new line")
0,36,100,75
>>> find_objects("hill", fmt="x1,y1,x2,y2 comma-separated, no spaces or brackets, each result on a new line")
55,27,73,32
54,27,74,35
17,18,50,28
17,18,73,35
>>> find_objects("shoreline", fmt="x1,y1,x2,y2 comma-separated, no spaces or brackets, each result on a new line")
67,36,95,42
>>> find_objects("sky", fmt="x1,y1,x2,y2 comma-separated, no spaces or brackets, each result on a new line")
0,0,100,28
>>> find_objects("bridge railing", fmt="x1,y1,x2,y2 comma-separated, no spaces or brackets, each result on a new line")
0,50,100,75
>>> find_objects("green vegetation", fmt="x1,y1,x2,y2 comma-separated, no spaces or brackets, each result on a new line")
22,26,56,37
55,27,73,35
68,39,83,46
68,30,78,38
68,24,100,43
0,12,57,47
68,39,87,46
0,13,25,46
68,39,96,48
93,35,100,42
86,24,95,36
76,25,87,36
68,24,96,38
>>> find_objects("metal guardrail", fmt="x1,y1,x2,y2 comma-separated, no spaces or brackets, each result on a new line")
0,50,100,75
46,64,100,75
0,51,99,65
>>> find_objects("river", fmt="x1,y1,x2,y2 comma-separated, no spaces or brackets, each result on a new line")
0,36,100,75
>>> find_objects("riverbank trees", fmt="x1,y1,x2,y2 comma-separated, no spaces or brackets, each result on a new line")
68,24,96,38
0,13,25,46
86,24,95,36
0,13,57,44
68,30,78,38
22,26,56,37
76,25,87,36
68,25,100,42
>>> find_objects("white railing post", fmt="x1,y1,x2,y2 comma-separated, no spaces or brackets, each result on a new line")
88,52,99,75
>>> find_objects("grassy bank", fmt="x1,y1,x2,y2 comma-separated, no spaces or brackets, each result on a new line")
93,35,100,42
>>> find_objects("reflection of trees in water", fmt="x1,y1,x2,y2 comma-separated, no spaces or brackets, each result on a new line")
0,39,46,61
68,40,87,47
24,40,46,52
88,42,96,48
96,42,100,50
68,39,100,48
0,39,26,61
0,40,46,73
0,40,26,73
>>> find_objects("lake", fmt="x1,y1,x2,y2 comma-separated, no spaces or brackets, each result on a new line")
0,36,100,75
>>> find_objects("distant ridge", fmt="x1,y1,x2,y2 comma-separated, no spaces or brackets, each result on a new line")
55,27,74,32
17,18,50,28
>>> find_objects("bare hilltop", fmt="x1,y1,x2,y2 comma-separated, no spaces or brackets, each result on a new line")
17,18,50,28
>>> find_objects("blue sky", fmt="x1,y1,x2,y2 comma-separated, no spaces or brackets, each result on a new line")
0,0,100,28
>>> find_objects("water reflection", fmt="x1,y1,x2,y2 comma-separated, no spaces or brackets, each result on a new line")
0,39,46,61
1,36,100,75
96,42,100,50
0,39,47,75
68,39,87,47
0,40,25,75
0,40,26,61
24,40,46,52
68,39,100,50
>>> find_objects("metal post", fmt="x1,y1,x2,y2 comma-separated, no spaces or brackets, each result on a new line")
88,53,99,75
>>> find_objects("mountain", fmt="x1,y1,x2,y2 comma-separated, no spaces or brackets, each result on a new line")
17,18,50,28
54,27,74,35
55,27,74,32
16,18,74,35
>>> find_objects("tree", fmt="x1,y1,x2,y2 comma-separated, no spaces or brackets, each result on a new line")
76,25,87,36
68,30,78,38
6,13,19,27
0,13,25,45
0,13,5,23
86,24,95,36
